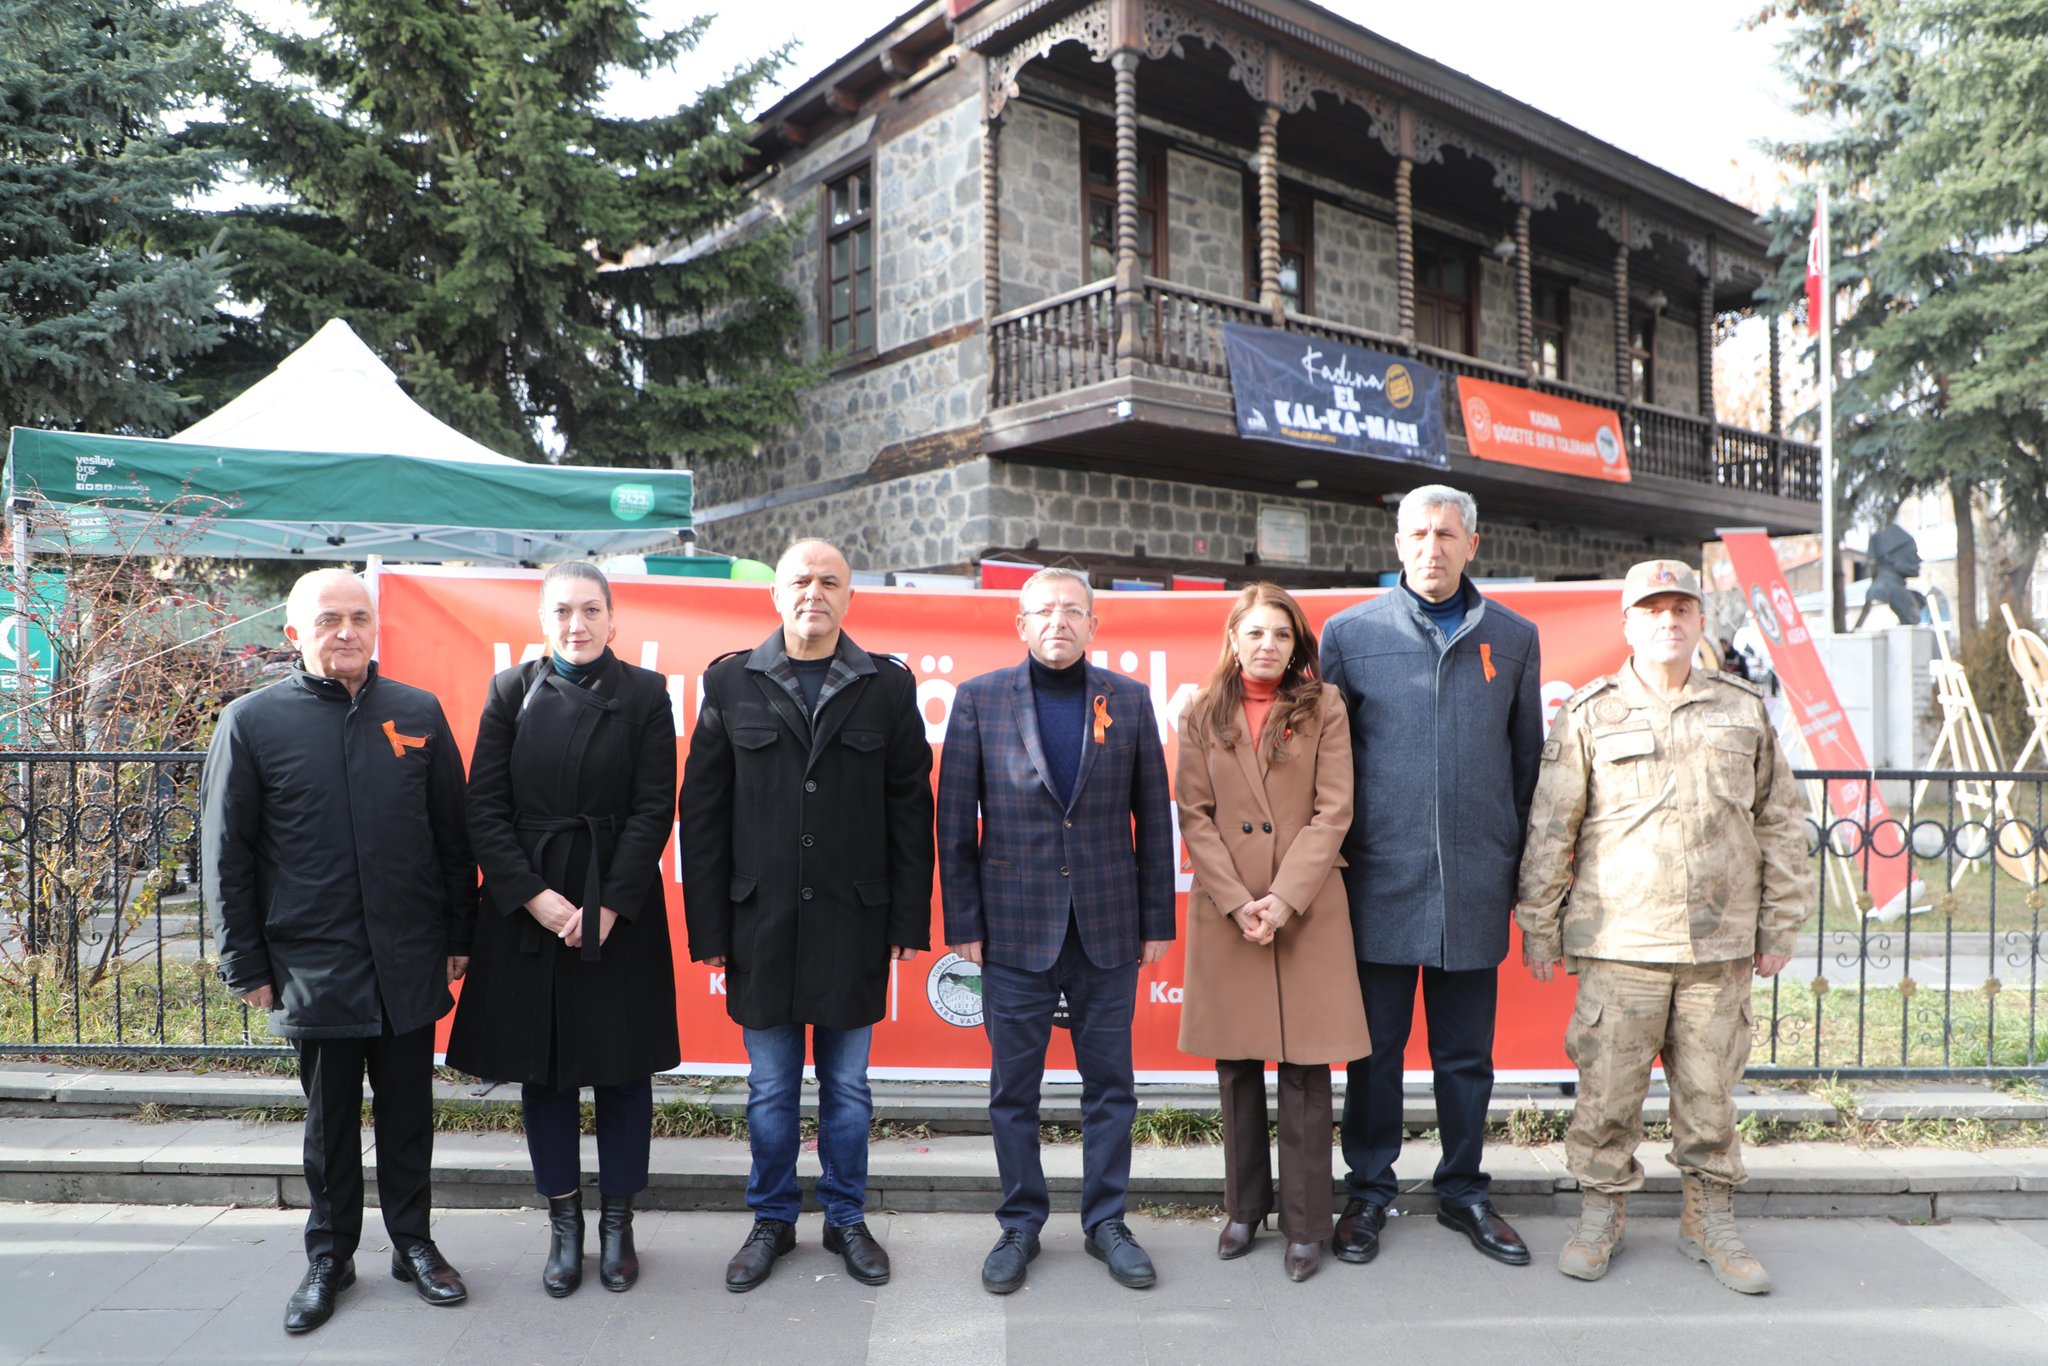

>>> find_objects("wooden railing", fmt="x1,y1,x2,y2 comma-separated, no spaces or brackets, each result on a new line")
988,277,1819,502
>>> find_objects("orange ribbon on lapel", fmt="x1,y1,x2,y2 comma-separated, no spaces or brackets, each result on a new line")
382,719,428,757
1479,642,1497,683
1092,694,1112,744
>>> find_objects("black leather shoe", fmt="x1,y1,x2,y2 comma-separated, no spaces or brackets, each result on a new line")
981,1227,1040,1295
1086,1219,1158,1289
1437,1199,1531,1266
1333,1198,1386,1265
823,1221,890,1286
1217,1219,1259,1260
390,1241,469,1305
725,1218,796,1293
1284,1240,1323,1282
598,1195,639,1292
283,1255,354,1334
543,1195,584,1298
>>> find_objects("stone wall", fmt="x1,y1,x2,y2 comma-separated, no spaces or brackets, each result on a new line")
875,97,984,353
1655,312,1701,415
1479,257,1517,368
697,460,992,573
1568,285,1618,395
1165,151,1245,297
998,102,1084,307
1309,203,1398,334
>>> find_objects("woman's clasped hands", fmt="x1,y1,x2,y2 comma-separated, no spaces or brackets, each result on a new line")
1231,894,1294,945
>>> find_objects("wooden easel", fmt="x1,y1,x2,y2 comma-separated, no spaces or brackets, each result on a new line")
1912,595,2008,888
1996,603,2048,886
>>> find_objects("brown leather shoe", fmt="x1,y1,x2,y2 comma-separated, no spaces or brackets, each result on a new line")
1284,1241,1323,1282
1217,1219,1259,1260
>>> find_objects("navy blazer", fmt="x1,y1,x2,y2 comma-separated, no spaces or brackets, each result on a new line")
937,659,1176,971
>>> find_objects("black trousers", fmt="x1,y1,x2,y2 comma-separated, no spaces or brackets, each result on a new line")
522,1077,654,1198
295,1022,435,1261
1340,961,1497,1209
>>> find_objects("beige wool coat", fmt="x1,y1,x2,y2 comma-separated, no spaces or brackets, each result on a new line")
1176,685,1371,1065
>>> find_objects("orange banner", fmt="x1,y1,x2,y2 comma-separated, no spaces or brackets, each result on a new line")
1456,377,1631,483
376,569,1632,1080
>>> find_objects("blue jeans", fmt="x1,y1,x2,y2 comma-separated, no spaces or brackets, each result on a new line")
742,1022,873,1226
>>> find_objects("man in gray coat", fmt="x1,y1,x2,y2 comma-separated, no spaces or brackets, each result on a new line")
1319,485,1543,1268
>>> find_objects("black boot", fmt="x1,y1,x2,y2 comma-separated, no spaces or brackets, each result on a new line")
598,1194,639,1292
543,1194,585,1298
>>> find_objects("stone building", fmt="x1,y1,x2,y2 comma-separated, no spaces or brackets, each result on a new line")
673,0,1818,586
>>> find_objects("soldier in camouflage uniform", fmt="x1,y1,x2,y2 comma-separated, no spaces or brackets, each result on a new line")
1515,560,1813,1294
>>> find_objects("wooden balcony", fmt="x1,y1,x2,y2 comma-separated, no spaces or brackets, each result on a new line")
986,278,1820,539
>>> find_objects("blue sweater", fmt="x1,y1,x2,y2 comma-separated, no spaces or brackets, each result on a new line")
1030,656,1088,806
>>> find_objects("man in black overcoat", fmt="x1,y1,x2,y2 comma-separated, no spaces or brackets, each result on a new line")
201,568,476,1334
681,539,935,1293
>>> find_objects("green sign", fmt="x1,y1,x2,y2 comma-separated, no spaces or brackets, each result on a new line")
2,569,61,744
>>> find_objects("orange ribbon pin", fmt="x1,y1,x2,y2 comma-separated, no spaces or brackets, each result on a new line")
1092,694,1113,744
1479,642,1497,683
382,719,428,757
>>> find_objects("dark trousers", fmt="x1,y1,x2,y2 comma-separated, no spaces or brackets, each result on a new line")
521,1077,654,1199
1217,1059,1334,1244
295,1022,435,1262
1341,961,1497,1209
981,927,1139,1235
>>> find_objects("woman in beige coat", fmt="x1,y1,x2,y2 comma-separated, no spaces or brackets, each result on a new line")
1177,583,1369,1282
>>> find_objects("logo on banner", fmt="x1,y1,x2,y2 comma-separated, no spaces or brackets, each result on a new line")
1463,397,1493,442
1385,364,1416,409
1750,586,1782,644
926,953,983,1027
1596,426,1622,467
609,483,655,521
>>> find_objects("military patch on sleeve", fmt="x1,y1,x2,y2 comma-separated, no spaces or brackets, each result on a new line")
1541,739,1561,762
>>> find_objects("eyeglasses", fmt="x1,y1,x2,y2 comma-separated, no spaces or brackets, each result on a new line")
1021,605,1092,621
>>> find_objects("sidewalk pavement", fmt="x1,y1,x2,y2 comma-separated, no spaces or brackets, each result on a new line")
6,1205,2048,1365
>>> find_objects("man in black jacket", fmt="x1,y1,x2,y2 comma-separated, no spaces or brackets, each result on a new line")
681,539,935,1293
202,568,476,1334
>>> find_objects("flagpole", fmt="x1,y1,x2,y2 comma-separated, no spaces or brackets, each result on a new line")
1817,184,1838,634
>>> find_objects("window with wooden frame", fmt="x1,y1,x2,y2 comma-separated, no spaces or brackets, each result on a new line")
824,164,874,354
1243,184,1313,314
1629,306,1657,404
1083,125,1165,282
1533,279,1569,381
1413,241,1477,355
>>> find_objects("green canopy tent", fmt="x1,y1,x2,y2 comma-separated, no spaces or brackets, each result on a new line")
4,427,691,563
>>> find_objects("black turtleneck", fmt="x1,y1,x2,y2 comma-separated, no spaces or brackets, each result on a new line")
1029,655,1088,804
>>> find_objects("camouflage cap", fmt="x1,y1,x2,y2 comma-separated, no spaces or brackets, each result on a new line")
1620,558,1703,610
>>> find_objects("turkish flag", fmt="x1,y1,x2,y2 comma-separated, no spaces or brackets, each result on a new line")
1805,202,1825,337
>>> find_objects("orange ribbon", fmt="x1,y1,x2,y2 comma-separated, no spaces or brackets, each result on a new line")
382,719,428,757
1479,642,1497,683
1092,694,1113,744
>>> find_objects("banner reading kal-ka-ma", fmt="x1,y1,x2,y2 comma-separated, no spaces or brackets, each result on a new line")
379,569,1631,1081
1222,322,1446,467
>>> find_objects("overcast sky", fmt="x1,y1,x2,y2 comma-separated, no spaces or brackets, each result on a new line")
611,0,1811,208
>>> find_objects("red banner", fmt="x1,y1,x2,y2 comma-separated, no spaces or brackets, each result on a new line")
377,569,1632,1080
1456,377,1631,483
1721,531,1916,918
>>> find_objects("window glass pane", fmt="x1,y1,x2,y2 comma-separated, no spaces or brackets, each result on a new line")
1137,209,1155,260
1088,243,1114,281
853,227,871,269
830,181,850,226
1277,202,1299,241
854,269,871,311
831,317,849,349
855,311,874,350
1089,200,1114,246
1540,338,1562,380
852,170,869,216
830,235,850,278
1277,258,1300,296
1135,156,1153,198
830,279,851,320
1087,143,1113,186
1442,257,1467,295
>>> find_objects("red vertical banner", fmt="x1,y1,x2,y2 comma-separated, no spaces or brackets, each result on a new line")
377,570,1632,1080
1720,531,1916,918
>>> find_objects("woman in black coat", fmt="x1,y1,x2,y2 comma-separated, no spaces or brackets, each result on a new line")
446,562,679,1298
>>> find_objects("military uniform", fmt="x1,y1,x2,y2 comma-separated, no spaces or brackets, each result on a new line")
1514,558,1814,1293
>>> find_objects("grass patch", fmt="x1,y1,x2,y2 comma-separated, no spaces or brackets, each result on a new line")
1752,983,2047,1070
1505,1104,1569,1146
1130,1102,1224,1147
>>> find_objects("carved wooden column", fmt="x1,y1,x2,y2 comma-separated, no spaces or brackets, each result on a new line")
1256,103,1282,321
983,115,1001,320
1514,201,1534,377
1612,221,1631,400
1395,157,1416,345
1112,48,1142,365
1768,313,1784,436
1698,268,1716,420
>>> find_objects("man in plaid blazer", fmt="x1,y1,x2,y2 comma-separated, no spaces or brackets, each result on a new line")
938,567,1176,1296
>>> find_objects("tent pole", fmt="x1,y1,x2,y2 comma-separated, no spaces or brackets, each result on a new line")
364,554,382,665
10,496,32,749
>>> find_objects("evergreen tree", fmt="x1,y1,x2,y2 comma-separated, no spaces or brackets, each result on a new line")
1758,0,2048,631
0,0,229,435
184,1,814,468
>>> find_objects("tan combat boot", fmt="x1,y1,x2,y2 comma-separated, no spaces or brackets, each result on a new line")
1679,1175,1771,1294
1557,1190,1627,1281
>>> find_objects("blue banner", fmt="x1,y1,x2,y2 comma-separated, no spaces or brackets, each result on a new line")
1221,323,1447,467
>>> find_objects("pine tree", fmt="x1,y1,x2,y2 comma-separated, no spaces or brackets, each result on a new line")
1758,0,2048,631
183,1,816,468
0,0,229,435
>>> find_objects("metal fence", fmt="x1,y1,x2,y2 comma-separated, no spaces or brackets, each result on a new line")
2,752,2044,1077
